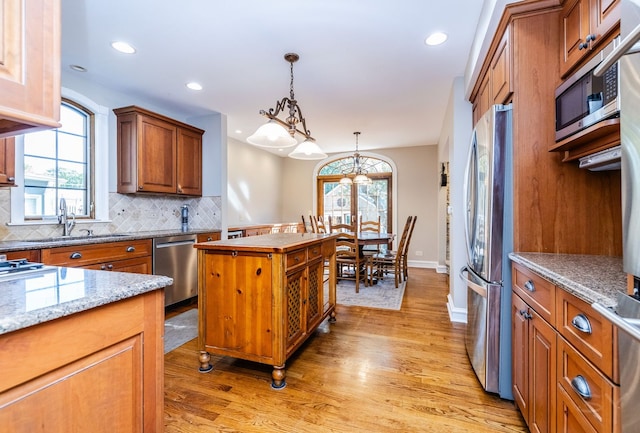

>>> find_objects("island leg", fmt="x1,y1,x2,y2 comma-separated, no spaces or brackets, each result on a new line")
271,365,286,389
198,350,213,373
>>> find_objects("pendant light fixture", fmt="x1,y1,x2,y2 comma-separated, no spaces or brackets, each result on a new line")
340,132,372,185
247,53,327,160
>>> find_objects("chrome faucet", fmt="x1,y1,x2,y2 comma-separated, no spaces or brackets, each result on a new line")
58,198,76,237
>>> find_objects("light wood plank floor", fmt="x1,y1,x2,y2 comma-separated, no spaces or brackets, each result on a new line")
164,268,529,432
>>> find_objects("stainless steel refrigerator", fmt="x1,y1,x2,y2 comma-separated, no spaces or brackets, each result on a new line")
461,103,513,399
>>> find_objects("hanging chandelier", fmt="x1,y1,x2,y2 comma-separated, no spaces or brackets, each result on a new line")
246,53,327,160
340,132,372,185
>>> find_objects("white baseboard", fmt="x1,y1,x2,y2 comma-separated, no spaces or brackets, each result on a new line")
435,265,448,274
407,259,437,269
447,294,467,323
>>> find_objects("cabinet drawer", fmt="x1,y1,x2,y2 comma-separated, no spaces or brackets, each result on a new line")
196,232,221,243
513,263,556,323
557,336,617,433
286,249,306,270
557,384,599,433
82,256,152,274
42,239,152,267
307,243,322,261
556,289,615,380
2,249,41,263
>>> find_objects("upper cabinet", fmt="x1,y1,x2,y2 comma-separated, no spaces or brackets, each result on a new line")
0,137,16,186
559,0,620,77
0,0,61,137
472,28,512,125
114,106,204,196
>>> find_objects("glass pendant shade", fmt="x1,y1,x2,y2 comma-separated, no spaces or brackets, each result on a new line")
247,120,297,148
288,139,327,160
353,173,371,184
339,175,353,184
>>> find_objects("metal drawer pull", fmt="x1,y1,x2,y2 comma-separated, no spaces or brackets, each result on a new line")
524,280,535,292
126,246,135,252
70,252,82,259
519,310,532,320
571,313,593,334
570,375,592,400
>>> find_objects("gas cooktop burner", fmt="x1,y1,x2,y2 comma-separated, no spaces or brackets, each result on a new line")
0,258,46,275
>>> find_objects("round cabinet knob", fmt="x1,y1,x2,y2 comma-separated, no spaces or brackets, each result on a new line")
7,177,15,182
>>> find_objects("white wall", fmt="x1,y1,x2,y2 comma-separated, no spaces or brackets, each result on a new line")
439,77,474,323
226,137,284,226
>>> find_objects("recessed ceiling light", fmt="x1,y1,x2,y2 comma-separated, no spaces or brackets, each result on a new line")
69,64,87,72
186,82,203,91
111,41,136,54
425,32,448,46
235,129,243,134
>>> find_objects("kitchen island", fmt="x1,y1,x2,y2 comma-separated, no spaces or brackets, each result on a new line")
0,267,172,432
195,232,337,388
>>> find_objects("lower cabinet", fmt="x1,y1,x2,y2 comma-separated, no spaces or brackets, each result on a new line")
42,239,153,274
0,290,164,432
512,262,620,433
197,234,336,388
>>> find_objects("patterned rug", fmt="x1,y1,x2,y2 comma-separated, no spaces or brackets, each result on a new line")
164,308,198,354
336,277,406,310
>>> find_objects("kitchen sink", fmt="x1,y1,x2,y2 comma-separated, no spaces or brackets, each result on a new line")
24,234,131,243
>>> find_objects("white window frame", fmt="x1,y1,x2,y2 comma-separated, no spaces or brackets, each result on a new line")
10,87,110,225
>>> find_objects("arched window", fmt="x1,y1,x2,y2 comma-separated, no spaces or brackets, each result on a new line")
317,155,393,233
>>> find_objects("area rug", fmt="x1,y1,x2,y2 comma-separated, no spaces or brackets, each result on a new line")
336,277,406,310
164,309,198,354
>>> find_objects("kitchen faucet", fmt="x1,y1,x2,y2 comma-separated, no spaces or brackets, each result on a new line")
58,198,76,237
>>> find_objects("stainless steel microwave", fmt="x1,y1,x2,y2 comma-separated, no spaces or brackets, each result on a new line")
555,38,620,142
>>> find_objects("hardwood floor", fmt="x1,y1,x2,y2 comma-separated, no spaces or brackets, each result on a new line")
164,268,528,432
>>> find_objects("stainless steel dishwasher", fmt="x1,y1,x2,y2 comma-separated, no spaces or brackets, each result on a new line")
153,234,197,306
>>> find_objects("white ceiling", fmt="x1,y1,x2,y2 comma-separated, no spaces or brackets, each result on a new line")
61,0,493,155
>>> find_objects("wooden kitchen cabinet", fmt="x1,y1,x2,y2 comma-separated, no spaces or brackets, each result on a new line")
196,232,221,243
196,233,336,388
41,239,153,274
0,137,16,186
472,28,512,125
0,0,61,138
0,289,164,432
0,249,41,263
512,291,557,433
114,106,204,196
559,0,620,77
512,262,621,433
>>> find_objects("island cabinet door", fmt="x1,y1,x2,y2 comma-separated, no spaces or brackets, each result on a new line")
285,266,306,356
201,252,275,363
306,257,324,331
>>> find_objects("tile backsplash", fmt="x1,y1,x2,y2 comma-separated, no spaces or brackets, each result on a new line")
0,190,221,241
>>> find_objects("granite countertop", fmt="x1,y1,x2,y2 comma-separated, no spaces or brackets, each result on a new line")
0,267,173,335
509,252,626,308
0,228,221,253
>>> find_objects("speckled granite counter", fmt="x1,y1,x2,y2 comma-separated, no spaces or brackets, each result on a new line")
0,228,220,253
0,267,172,335
509,253,626,308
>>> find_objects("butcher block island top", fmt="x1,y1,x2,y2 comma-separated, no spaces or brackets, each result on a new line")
195,232,338,389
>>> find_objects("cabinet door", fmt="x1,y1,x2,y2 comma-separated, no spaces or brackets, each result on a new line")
0,0,60,137
82,256,152,274
474,74,491,125
557,385,598,433
0,137,15,185
592,0,620,47
137,114,177,193
176,127,202,196
513,293,530,422
491,30,512,104
285,267,306,355
529,309,557,433
560,0,591,77
306,258,324,331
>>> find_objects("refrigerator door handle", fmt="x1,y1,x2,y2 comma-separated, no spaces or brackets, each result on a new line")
594,22,640,76
459,266,488,298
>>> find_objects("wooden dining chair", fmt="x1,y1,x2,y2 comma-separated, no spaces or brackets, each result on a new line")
359,216,382,255
335,231,367,293
370,216,413,288
401,216,417,280
328,216,355,233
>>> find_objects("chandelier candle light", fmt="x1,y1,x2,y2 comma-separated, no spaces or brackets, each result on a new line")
247,53,327,160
